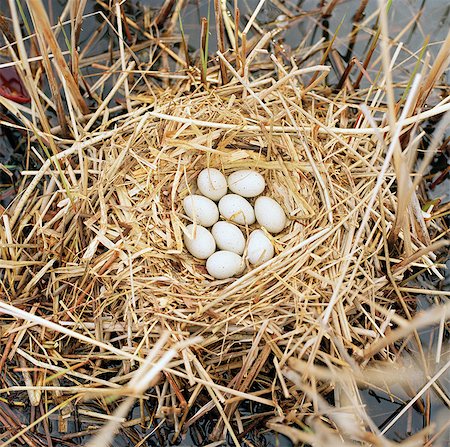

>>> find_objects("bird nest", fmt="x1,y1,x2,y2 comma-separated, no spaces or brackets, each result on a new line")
1,60,448,444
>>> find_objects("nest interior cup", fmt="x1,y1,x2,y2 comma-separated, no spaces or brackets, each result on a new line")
5,85,388,349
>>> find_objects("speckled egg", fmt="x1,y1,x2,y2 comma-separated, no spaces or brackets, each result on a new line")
227,170,265,197
206,250,244,279
197,168,228,201
183,224,216,259
218,194,255,225
211,221,246,255
247,229,274,265
254,196,286,233
183,194,219,227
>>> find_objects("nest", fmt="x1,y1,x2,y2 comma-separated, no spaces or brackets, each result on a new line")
1,55,449,444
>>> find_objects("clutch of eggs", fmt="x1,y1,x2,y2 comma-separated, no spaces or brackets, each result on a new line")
182,168,287,279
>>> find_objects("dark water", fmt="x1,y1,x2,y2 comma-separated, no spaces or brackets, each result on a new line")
0,0,449,446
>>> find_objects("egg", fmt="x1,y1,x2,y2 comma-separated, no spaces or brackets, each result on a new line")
183,224,216,259
211,221,246,255
247,229,274,265
183,194,219,227
197,168,228,201
254,196,286,233
206,250,244,279
227,170,265,197
218,194,255,225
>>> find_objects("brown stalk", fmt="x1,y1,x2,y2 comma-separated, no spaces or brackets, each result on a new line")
334,52,355,92
353,26,380,89
234,5,240,64
214,0,228,85
241,32,247,72
152,0,176,28
70,0,88,83
38,401,53,447
180,26,191,68
0,333,15,374
345,0,369,61
353,0,369,22
163,371,188,409
120,4,133,43
322,0,341,18
34,29,70,136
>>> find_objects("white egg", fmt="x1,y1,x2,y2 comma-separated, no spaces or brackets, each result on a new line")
183,224,216,259
183,194,219,227
247,229,274,265
197,168,228,201
227,170,265,197
211,221,246,255
206,250,243,279
218,194,255,225
254,196,286,234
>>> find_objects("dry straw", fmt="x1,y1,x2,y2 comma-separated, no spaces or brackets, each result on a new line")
0,0,449,445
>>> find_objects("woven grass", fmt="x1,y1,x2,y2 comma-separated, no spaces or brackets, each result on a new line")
0,0,449,445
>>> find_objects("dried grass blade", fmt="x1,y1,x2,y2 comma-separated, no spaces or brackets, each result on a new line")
27,0,88,114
